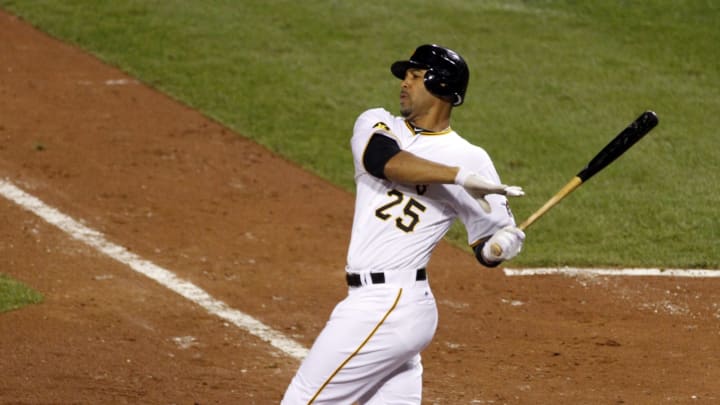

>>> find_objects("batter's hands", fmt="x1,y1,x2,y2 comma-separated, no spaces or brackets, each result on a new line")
455,168,524,213
482,226,525,262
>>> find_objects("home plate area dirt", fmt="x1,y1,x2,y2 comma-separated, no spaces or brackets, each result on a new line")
1,10,719,405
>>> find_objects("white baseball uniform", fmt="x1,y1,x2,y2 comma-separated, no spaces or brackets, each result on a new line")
282,107,516,404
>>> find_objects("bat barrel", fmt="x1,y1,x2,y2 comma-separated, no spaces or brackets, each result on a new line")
577,111,658,182
490,111,659,260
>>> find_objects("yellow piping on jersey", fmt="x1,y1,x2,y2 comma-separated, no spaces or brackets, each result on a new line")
404,120,452,136
470,238,487,248
308,288,403,404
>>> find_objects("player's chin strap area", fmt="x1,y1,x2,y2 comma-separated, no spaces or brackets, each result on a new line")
346,268,427,288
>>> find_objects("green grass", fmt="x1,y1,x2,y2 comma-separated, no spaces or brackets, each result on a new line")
1,0,718,268
0,274,43,313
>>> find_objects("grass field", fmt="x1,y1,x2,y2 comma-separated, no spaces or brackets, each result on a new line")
0,273,42,313
1,0,718,268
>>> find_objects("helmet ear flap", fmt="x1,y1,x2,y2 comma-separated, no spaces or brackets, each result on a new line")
424,69,460,104
423,69,450,96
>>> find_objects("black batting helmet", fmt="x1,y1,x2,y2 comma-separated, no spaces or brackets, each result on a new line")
391,44,469,107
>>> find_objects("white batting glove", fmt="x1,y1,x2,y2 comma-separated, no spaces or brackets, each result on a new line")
482,226,526,262
455,168,524,213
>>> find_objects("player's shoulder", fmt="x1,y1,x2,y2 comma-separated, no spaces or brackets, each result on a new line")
451,131,487,153
353,107,406,140
451,132,493,167
354,108,400,129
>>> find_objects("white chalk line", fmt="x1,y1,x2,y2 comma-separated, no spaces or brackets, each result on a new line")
0,179,308,360
504,267,720,278
4,178,716,360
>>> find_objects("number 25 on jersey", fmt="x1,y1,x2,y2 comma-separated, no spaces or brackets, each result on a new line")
375,189,426,233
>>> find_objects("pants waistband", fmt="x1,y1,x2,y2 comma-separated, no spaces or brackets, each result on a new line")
346,268,426,287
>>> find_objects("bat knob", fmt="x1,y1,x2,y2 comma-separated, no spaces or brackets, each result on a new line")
490,243,503,257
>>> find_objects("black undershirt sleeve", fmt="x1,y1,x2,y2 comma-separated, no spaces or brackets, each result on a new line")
363,133,401,180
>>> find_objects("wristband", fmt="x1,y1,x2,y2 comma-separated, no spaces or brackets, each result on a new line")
454,167,472,186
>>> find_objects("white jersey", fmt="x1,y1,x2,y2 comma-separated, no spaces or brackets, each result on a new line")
346,108,516,273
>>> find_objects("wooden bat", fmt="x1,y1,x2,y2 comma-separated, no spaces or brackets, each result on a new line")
491,111,659,257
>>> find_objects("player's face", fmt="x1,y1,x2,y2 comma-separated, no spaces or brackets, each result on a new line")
399,68,435,119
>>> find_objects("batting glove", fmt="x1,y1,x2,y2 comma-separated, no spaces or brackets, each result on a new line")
455,168,524,213
482,226,525,262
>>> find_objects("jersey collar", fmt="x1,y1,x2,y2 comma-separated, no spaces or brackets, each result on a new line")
405,120,452,136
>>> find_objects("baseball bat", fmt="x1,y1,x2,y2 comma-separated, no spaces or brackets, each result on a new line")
491,110,659,256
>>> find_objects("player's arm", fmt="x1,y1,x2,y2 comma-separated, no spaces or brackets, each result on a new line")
363,133,458,183
384,150,460,184
363,133,523,213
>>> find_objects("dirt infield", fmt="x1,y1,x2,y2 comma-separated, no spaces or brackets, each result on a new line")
1,10,719,404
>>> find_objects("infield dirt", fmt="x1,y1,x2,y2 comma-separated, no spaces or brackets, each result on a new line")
1,10,719,404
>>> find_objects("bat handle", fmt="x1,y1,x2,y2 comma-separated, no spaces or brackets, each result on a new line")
489,213,529,258
489,176,583,258
489,243,503,257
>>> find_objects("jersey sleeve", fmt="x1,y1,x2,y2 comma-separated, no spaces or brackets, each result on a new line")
452,145,517,245
350,108,401,177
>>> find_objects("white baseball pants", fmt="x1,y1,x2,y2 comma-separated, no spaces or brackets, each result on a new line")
282,274,438,404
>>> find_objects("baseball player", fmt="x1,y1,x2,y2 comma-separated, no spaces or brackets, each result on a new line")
281,44,525,404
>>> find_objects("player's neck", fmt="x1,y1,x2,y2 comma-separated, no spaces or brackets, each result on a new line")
407,103,452,133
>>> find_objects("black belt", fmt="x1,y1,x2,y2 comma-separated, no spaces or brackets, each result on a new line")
346,268,427,287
